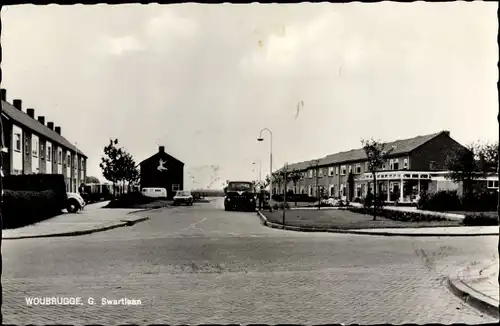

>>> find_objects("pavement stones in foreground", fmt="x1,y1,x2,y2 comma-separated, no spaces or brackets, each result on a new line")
448,261,499,318
2,202,150,239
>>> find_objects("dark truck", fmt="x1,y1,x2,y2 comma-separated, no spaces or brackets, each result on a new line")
224,181,256,212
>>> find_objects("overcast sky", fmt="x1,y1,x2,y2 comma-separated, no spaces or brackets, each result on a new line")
1,2,498,189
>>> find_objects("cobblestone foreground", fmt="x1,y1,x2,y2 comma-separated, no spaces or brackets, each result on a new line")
2,199,498,324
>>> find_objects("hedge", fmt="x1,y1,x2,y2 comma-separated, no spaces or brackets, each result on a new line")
347,206,448,222
3,174,67,211
2,189,62,229
462,213,498,226
104,192,157,208
272,194,317,202
418,189,497,212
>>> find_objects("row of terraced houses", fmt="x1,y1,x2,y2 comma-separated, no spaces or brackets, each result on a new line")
274,131,499,203
1,89,87,192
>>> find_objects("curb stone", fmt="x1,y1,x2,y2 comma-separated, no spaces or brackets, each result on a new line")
2,216,150,240
447,270,499,318
256,211,499,237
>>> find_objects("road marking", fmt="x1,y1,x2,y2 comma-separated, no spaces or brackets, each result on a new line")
179,217,208,232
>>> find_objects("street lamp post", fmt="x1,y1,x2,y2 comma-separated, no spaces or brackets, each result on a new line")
257,128,273,212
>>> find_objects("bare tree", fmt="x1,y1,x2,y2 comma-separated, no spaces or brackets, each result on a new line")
361,139,395,220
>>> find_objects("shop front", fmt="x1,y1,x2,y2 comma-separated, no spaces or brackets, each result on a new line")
357,171,433,203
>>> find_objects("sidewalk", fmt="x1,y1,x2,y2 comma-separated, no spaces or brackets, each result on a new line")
2,201,150,239
448,260,499,318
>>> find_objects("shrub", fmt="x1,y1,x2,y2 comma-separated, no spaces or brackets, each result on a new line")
3,174,68,211
2,189,62,229
272,194,317,203
462,190,497,212
347,206,448,222
417,190,461,211
462,213,497,226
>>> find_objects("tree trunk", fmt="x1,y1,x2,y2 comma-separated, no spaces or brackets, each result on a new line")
373,173,377,221
294,184,298,207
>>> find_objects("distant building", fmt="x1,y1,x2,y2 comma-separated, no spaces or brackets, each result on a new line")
139,146,184,199
276,131,498,203
1,88,87,193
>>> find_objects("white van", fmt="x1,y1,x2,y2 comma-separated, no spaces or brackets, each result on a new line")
141,187,168,199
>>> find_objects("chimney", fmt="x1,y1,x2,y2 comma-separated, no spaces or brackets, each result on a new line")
27,108,35,118
1,89,6,101
38,116,45,125
13,99,22,110
47,122,54,130
159,146,165,153
442,130,450,137
55,126,61,135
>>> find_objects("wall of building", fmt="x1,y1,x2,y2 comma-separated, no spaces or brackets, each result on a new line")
11,123,23,174
409,132,464,171
140,153,184,199
31,133,39,173
46,140,53,174
39,137,46,174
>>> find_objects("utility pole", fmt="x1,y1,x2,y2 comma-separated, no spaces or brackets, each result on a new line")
0,83,4,324
283,163,288,225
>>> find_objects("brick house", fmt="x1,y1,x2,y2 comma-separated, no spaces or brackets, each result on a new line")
139,146,184,199
1,89,87,192
275,131,496,203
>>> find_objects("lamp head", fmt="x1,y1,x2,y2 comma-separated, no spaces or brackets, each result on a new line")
257,138,264,142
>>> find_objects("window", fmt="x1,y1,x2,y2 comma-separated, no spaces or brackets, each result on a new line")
14,133,21,151
58,150,62,164
335,167,339,175
365,162,369,171
67,154,71,166
47,146,51,161
40,144,45,159
308,170,313,178
31,138,38,157
172,184,180,191
487,180,499,188
389,159,394,170
403,158,408,169
340,165,347,175
25,137,29,154
393,159,399,170
313,169,317,177
355,164,361,174
429,161,436,170
318,168,323,178
328,167,334,176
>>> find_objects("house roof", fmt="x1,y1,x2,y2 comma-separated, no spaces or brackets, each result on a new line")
2,100,87,157
139,149,184,166
282,131,448,172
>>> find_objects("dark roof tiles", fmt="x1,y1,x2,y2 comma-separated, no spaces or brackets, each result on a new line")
2,100,87,157
281,131,446,172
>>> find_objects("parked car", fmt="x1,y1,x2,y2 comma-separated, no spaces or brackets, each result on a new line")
66,192,86,213
141,187,168,199
173,190,194,206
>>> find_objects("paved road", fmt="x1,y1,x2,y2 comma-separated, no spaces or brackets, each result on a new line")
2,198,498,324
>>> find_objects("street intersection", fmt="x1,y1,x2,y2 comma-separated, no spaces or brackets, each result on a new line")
2,199,498,324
